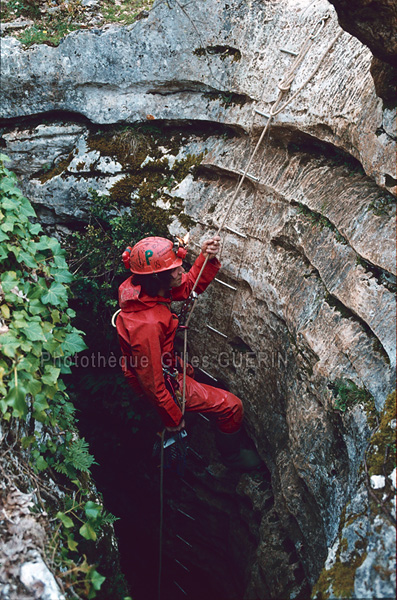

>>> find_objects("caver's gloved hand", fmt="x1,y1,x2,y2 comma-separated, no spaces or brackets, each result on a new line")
166,418,186,433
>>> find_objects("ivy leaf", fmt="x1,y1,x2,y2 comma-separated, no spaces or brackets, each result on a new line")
51,309,61,324
1,218,16,233
28,277,50,300
90,570,106,591
29,222,42,235
43,337,63,356
79,522,97,541
21,435,36,449
19,200,36,218
41,365,60,386
24,322,47,342
0,178,19,195
33,396,49,412
27,379,42,396
1,304,10,319
30,341,43,358
62,332,87,355
18,250,38,269
53,269,74,284
67,533,78,551
42,282,68,306
36,455,48,471
0,230,9,242
35,236,63,256
54,255,68,269
0,331,20,357
84,501,102,520
56,511,74,529
1,271,18,293
3,385,28,419
1,198,18,211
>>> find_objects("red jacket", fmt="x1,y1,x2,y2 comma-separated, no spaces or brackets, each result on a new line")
116,253,221,427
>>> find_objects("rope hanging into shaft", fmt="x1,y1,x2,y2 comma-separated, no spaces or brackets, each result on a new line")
158,430,165,600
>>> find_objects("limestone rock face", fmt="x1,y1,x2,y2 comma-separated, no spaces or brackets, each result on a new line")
0,1,395,598
0,0,395,191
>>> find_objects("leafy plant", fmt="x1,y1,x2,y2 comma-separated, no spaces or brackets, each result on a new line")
331,379,371,412
0,154,106,596
50,492,119,598
68,187,166,312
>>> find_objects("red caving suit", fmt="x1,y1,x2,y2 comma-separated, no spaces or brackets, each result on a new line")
116,253,243,432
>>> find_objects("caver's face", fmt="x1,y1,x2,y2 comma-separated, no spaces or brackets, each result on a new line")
168,265,184,288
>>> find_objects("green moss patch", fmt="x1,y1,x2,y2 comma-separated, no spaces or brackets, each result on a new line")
312,508,368,600
68,124,204,309
203,91,249,108
366,391,396,479
295,202,347,245
313,551,368,600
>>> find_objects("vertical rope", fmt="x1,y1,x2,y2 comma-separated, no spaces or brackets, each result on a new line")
181,327,188,416
158,429,165,600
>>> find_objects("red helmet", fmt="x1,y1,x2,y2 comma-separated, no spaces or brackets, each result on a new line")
122,237,187,274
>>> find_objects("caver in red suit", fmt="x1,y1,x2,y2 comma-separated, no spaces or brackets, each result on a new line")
116,237,243,433
115,236,261,471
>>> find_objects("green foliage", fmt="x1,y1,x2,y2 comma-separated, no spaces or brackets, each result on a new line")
51,489,118,597
0,155,86,422
68,187,165,312
102,0,153,25
331,379,371,412
367,192,396,217
0,154,106,597
203,91,248,107
53,437,97,477
2,0,154,47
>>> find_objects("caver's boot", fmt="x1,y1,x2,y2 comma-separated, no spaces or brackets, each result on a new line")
216,429,261,471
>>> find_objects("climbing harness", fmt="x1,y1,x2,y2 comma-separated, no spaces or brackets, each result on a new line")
152,366,189,475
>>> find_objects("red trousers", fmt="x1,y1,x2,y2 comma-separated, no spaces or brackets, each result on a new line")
178,373,243,433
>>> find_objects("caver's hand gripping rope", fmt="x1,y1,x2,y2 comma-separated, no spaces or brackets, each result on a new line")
155,11,342,599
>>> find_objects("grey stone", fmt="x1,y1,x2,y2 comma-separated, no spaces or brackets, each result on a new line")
20,554,65,600
0,0,395,191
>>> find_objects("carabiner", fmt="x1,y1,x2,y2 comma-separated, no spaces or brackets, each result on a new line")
310,13,330,40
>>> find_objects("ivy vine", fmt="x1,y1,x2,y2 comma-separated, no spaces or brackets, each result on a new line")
0,154,111,597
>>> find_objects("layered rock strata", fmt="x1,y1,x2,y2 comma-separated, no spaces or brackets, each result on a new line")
0,0,395,598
